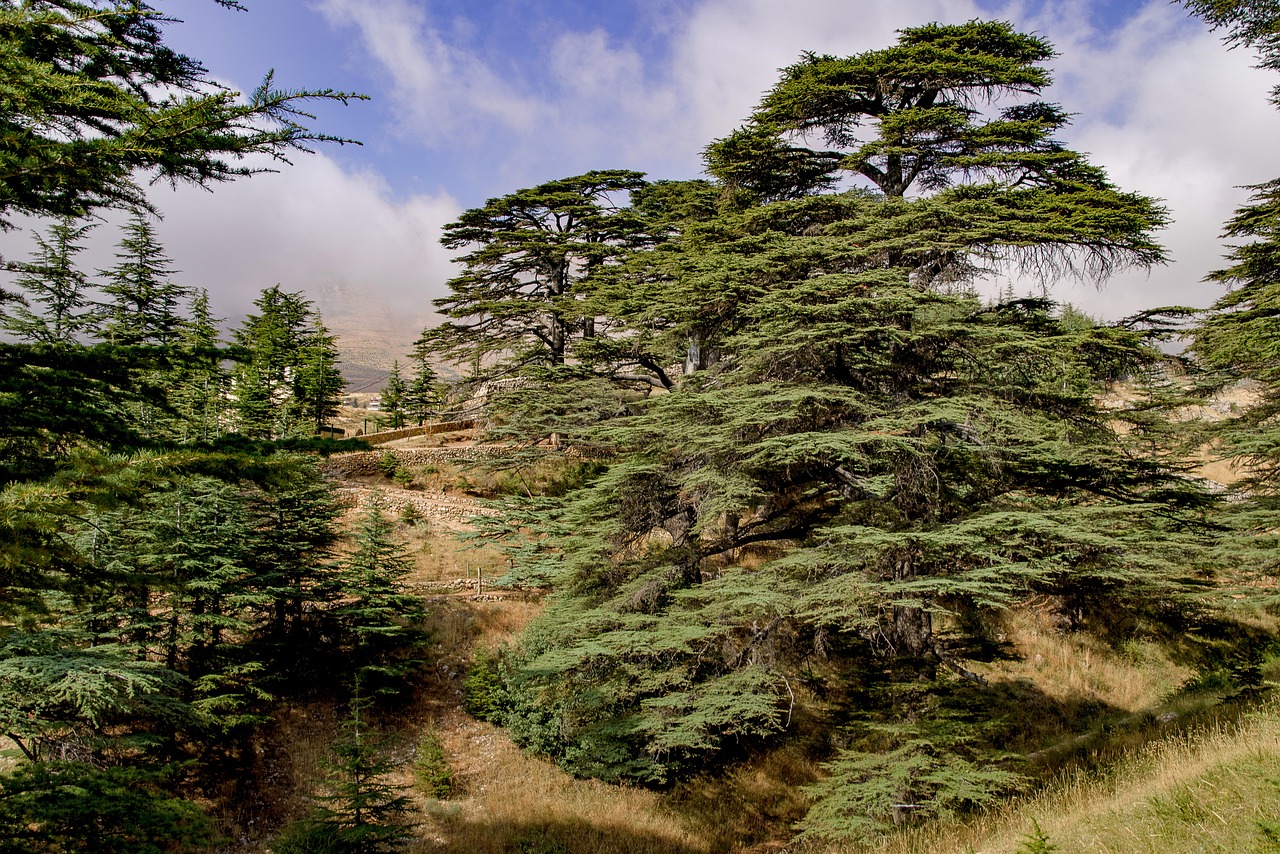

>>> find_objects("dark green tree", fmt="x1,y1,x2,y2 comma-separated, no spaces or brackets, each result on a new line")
475,22,1206,838
331,494,425,692
0,761,215,854
0,0,364,229
431,170,650,374
295,317,345,434
243,454,341,667
300,697,414,853
170,290,229,443
377,362,407,430
1187,1,1280,590
231,286,342,438
99,210,191,347
1192,179,1280,492
1,218,99,344
403,329,440,426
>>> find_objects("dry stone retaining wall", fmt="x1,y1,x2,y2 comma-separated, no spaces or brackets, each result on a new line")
335,485,494,523
357,419,476,445
320,446,507,478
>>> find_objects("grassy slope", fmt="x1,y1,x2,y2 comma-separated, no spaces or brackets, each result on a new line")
858,702,1280,854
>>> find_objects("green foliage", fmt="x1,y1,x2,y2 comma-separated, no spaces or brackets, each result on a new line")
1,217,100,344
100,210,191,347
0,0,365,228
413,729,455,799
462,649,509,722
377,451,399,478
378,362,408,429
1018,819,1058,853
331,494,426,693
463,24,1210,836
0,761,216,854
430,170,651,373
796,681,1027,844
307,697,415,853
404,327,442,425
231,286,344,439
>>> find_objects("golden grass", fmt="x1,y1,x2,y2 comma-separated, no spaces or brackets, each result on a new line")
405,711,707,854
849,701,1280,854
982,609,1193,714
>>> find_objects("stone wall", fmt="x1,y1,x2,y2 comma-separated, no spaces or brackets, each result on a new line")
320,446,507,478
357,419,477,445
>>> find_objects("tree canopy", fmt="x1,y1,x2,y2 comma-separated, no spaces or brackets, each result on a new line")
458,22,1210,842
0,0,364,229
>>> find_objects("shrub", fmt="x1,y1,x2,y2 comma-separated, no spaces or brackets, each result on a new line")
270,820,346,854
377,451,399,478
462,650,508,722
414,730,455,799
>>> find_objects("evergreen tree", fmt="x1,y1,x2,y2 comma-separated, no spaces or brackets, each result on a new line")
170,291,229,443
1192,178,1280,492
474,22,1208,837
1,218,99,344
306,697,414,853
430,170,650,374
331,494,425,692
0,761,215,854
96,211,195,438
99,211,191,347
231,287,342,439
295,318,345,435
1187,2,1280,589
404,330,440,426
377,363,407,430
0,1,364,228
243,455,341,669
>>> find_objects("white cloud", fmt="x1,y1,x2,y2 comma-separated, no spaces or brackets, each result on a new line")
1009,0,1280,317
313,0,539,142
147,151,461,353
11,0,1263,353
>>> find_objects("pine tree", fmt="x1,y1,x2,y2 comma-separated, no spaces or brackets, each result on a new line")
1187,2,1280,591
1,218,99,345
243,455,341,672
430,170,650,375
0,761,215,854
404,330,440,426
307,696,414,853
170,291,229,443
231,287,342,439
377,362,407,430
332,494,425,692
0,1,364,229
100,210,191,347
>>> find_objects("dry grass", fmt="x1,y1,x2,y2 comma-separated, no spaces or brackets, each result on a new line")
404,711,707,854
848,701,1280,854
981,610,1193,714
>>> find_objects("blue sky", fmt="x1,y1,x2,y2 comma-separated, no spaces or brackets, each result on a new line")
6,0,1278,362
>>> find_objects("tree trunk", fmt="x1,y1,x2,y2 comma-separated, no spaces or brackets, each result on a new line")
890,556,932,659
